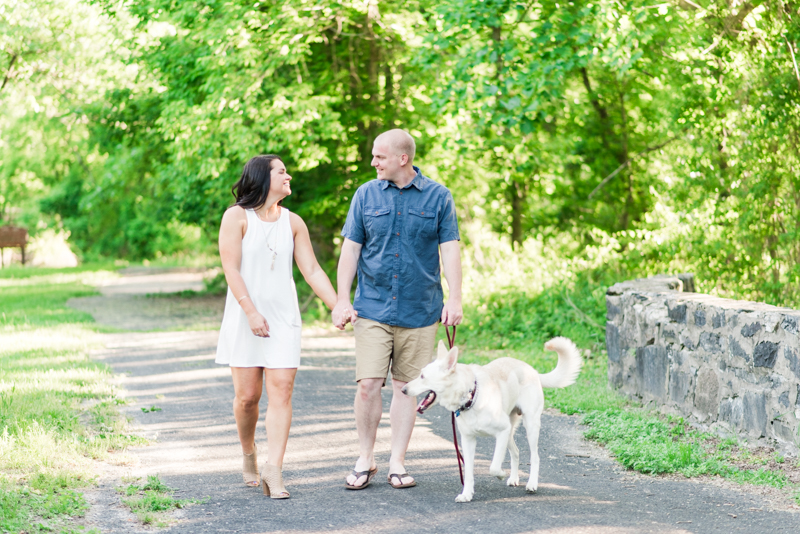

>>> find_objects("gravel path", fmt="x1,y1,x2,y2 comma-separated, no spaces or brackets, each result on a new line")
73,270,800,533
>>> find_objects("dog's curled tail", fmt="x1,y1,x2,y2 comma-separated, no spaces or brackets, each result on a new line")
539,337,583,389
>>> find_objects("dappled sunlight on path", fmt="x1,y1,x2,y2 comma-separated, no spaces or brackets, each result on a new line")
72,270,800,533
79,325,800,533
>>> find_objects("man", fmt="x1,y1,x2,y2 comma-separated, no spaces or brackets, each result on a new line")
332,129,463,490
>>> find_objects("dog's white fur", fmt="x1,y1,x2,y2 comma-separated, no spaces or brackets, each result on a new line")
403,337,583,502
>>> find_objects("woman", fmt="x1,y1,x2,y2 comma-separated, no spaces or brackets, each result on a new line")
216,154,345,499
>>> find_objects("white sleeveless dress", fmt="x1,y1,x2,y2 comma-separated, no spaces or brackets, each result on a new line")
215,207,302,368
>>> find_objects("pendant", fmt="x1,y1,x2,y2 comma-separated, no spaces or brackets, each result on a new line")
271,251,277,270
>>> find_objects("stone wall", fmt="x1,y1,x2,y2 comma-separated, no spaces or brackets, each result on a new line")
606,275,800,449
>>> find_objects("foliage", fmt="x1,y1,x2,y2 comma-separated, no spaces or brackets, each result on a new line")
2,0,800,308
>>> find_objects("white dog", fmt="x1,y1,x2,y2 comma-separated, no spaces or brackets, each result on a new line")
403,337,582,502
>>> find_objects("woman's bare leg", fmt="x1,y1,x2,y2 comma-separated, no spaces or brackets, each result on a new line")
264,368,297,467
231,367,265,454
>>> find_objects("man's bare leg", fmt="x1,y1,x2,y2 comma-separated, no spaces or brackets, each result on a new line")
388,378,416,486
346,377,383,486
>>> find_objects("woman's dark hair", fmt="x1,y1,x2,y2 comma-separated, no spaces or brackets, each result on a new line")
231,154,283,209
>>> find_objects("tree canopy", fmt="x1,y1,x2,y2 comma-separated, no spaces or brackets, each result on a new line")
3,0,800,303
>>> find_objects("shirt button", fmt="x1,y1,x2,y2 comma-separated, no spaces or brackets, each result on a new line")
394,275,397,278
395,253,399,257
400,191,403,195
396,232,400,236
421,212,425,215
397,212,401,215
393,296,396,300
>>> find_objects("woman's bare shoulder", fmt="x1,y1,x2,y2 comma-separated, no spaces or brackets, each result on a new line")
288,212,309,240
220,206,248,237
222,205,247,221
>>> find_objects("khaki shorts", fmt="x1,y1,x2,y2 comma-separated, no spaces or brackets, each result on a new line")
354,317,439,384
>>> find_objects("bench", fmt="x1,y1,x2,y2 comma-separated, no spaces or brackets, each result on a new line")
0,226,28,267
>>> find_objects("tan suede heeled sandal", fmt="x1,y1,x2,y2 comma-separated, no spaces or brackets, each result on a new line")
242,444,259,487
261,464,290,499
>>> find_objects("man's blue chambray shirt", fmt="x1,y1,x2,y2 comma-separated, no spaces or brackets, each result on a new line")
341,166,460,329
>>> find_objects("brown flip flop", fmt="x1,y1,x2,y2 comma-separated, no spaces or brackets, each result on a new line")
345,466,378,490
387,473,416,489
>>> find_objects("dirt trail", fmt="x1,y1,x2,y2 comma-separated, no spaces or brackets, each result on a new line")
72,269,800,533
68,268,224,331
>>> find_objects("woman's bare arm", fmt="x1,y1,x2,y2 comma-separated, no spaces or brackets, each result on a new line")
290,212,338,311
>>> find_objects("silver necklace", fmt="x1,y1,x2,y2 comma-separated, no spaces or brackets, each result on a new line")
255,208,279,270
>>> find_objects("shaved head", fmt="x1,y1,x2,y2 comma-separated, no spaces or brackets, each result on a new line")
375,129,416,164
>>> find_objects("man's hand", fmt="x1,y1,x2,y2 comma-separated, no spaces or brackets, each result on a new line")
441,299,463,326
332,301,357,330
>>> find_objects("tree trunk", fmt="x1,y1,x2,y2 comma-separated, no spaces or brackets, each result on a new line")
618,89,632,230
510,180,525,250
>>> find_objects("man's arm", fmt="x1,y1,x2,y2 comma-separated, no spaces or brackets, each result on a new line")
440,240,463,326
333,238,363,328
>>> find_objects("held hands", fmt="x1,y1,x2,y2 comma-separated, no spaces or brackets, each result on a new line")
247,310,270,337
441,298,463,327
332,301,357,330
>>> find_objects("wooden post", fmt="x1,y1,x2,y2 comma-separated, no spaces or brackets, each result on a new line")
0,226,28,267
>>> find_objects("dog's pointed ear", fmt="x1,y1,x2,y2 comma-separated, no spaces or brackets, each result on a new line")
436,339,448,360
446,346,458,372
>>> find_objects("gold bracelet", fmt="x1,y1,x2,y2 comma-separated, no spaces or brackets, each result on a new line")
238,295,249,303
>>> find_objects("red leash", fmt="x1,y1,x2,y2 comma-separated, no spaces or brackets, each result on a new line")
446,325,465,485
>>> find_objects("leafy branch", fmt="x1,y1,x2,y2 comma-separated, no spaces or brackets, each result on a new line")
588,138,679,199
1,53,18,93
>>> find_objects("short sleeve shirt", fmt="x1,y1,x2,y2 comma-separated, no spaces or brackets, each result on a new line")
341,166,460,328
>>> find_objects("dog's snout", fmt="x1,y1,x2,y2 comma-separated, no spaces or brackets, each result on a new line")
401,386,408,395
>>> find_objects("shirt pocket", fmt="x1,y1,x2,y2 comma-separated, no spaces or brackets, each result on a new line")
407,207,437,240
364,206,392,237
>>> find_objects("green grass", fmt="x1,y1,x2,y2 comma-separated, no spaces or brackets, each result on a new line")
0,261,119,280
583,411,793,489
0,473,98,534
0,265,144,533
118,475,204,527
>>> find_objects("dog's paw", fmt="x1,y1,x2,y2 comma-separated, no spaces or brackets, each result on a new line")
506,475,520,487
455,493,473,503
525,483,538,494
489,467,506,480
